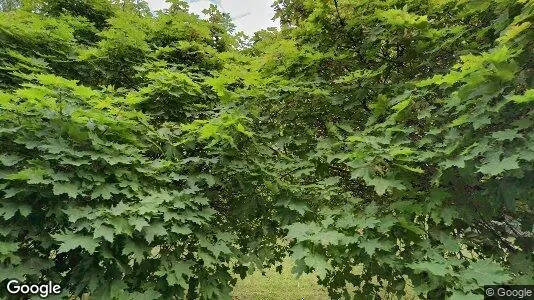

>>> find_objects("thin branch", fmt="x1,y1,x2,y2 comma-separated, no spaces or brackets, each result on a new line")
477,216,516,252
501,215,523,238
333,0,346,26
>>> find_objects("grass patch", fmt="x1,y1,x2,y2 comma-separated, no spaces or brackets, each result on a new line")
232,259,419,300
232,259,329,300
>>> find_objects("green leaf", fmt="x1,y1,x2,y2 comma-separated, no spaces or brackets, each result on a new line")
440,156,466,169
460,259,510,286
359,239,385,256
91,184,120,200
52,182,81,198
367,177,405,195
62,206,94,223
53,233,99,254
508,89,534,103
448,291,481,300
310,231,346,246
398,218,426,235
434,232,461,252
93,224,115,242
0,154,23,167
164,261,193,287
408,261,450,276
290,244,310,261
235,123,253,137
320,176,340,186
355,216,380,230
472,115,492,130
392,98,411,112
6,168,47,184
143,223,167,243
129,217,150,231
276,200,310,215
491,129,521,141
0,202,31,220
478,155,520,176
110,201,129,216
285,223,321,240
170,225,192,235
122,241,146,263
395,163,424,173
0,242,18,255
304,253,329,280
209,242,232,257
347,135,365,142
450,114,469,127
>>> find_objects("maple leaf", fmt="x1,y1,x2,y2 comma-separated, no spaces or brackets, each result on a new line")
93,224,115,242
6,168,47,184
366,177,405,195
285,223,321,240
310,231,346,246
91,184,120,200
143,222,167,243
290,244,310,261
209,242,232,257
461,259,510,286
0,242,18,255
408,261,450,276
0,202,31,220
122,241,146,263
129,216,150,231
276,200,310,215
304,253,329,280
170,225,192,235
478,155,520,176
62,206,94,223
52,182,81,198
53,233,99,254
359,239,385,257
110,201,129,216
491,129,521,141
0,154,23,166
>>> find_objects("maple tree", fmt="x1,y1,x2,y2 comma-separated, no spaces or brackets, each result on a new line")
0,0,532,299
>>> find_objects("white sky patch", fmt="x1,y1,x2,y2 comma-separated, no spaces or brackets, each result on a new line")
146,0,279,36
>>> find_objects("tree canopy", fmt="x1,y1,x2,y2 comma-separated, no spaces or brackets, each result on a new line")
0,0,532,299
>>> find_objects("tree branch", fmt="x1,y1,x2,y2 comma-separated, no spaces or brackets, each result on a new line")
333,0,345,26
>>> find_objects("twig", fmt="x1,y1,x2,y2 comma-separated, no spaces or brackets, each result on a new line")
333,0,346,26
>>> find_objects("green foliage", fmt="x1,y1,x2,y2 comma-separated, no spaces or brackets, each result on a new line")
0,74,245,299
1,0,533,299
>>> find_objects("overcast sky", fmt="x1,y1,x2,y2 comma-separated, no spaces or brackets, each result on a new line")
147,0,279,36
